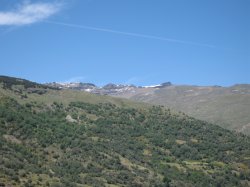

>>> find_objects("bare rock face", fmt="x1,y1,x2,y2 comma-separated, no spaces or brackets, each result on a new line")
160,82,172,87
66,115,77,123
3,134,22,144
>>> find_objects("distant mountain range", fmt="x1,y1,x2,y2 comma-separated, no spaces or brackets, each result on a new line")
47,81,250,135
46,81,172,95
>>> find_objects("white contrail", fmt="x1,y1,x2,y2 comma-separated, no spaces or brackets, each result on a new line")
44,20,216,48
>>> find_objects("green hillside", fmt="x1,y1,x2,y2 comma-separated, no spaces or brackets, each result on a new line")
0,77,250,187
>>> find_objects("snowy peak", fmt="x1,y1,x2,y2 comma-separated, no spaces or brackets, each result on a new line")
47,82,97,90
142,82,172,88
46,81,172,95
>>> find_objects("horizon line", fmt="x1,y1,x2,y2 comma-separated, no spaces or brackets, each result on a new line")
1,74,247,88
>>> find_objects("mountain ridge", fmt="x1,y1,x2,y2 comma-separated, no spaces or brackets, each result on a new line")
1,75,250,134
45,79,250,135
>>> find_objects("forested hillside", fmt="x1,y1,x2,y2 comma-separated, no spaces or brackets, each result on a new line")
0,76,250,187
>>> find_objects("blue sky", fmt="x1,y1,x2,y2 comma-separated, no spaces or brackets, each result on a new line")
0,0,249,86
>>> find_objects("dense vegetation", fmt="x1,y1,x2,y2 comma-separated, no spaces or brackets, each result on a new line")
0,76,58,92
0,77,250,186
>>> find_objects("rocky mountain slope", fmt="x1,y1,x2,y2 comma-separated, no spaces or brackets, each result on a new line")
1,76,250,186
47,81,250,135
47,82,172,95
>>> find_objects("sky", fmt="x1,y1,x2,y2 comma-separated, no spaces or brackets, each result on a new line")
0,0,249,86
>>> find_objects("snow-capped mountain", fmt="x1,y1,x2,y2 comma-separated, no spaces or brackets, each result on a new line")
46,82,172,95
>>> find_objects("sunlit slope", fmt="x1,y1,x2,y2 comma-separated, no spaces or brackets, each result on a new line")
116,85,250,134
0,76,150,109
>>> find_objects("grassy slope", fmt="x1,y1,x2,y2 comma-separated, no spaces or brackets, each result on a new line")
116,85,250,134
0,77,250,186
0,82,150,110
